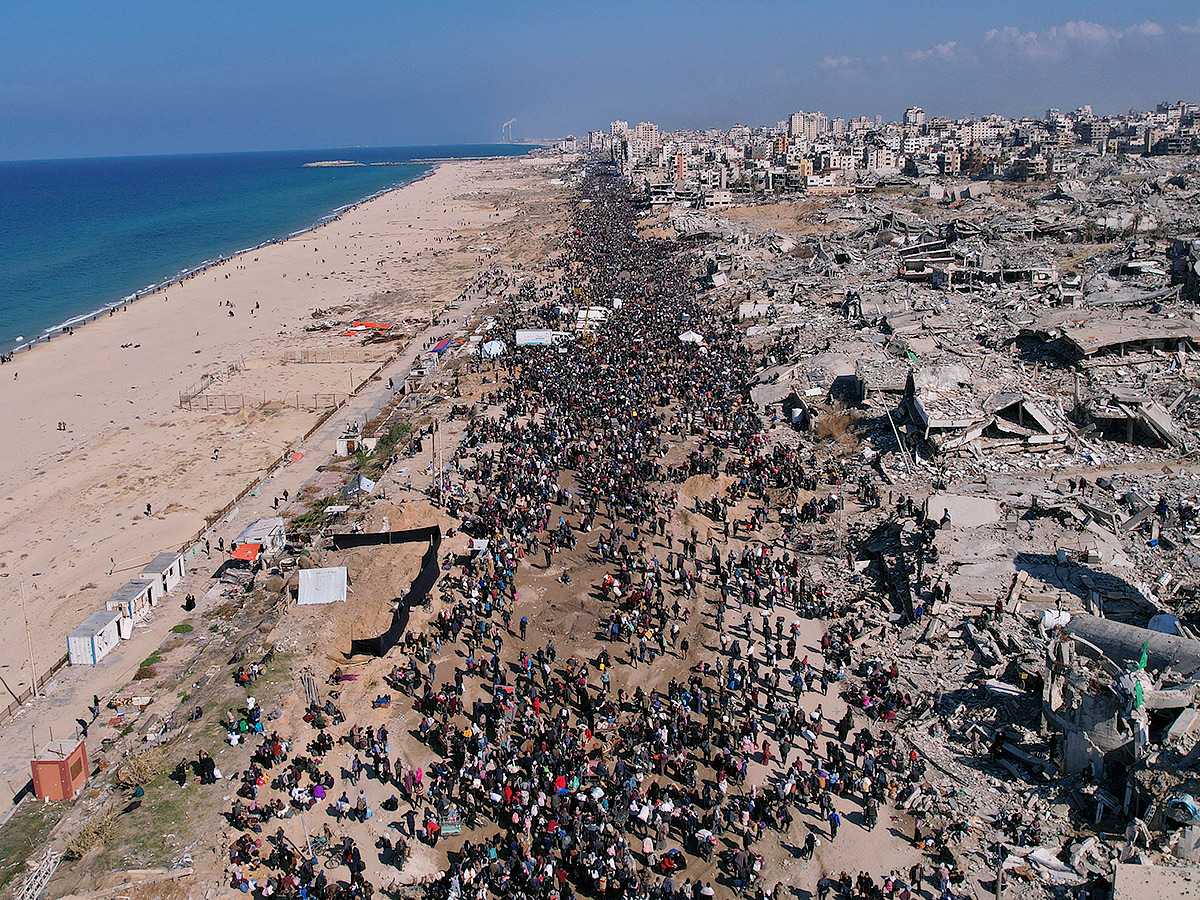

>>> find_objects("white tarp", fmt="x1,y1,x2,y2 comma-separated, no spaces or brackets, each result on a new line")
516,329,555,346
481,340,506,358
342,474,375,500
298,567,347,605
679,330,704,344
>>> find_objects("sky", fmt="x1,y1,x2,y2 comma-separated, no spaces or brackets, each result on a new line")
2,0,1200,160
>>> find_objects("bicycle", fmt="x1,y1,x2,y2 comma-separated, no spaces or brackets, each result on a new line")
303,829,348,870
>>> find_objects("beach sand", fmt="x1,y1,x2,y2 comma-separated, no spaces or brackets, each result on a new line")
0,156,566,695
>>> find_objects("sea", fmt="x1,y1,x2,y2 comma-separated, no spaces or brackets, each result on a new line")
0,144,535,350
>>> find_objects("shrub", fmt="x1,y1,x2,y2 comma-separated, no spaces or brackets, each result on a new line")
117,749,166,786
65,806,119,859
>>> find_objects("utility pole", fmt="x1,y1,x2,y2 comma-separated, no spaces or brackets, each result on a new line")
21,581,37,699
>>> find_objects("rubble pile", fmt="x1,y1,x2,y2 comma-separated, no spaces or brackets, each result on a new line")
654,157,1200,896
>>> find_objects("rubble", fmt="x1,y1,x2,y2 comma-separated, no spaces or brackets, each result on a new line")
642,154,1200,898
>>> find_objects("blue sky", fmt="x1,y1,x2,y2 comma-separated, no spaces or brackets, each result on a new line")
2,0,1199,159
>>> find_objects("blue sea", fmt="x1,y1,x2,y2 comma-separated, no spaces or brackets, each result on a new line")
0,144,534,349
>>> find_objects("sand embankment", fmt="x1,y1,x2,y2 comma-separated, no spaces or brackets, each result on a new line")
0,156,556,693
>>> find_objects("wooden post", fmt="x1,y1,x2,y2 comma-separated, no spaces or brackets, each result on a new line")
20,581,37,699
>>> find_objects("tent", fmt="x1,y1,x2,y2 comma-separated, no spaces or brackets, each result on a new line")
480,339,506,359
298,567,348,605
679,330,704,344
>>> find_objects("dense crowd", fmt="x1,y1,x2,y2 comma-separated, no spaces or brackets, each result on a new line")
218,169,962,900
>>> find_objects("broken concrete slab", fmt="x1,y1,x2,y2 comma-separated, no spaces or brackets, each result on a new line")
925,492,1003,529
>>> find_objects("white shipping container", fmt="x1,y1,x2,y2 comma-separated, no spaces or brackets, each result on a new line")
67,609,123,666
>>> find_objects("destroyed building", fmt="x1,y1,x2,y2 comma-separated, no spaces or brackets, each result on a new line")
646,149,1200,896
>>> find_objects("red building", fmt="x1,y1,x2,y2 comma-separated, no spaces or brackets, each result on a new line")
31,739,88,801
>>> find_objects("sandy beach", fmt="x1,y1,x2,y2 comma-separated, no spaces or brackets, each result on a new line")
0,155,565,697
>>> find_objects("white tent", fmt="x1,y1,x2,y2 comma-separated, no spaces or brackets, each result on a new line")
679,330,704,344
298,567,348,605
481,339,506,358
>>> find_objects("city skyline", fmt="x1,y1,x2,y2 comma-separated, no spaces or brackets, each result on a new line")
3,1,1200,160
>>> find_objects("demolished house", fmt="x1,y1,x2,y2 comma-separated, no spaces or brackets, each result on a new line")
662,150,1200,897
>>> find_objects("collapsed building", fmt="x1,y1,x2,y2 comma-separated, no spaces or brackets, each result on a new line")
646,152,1200,896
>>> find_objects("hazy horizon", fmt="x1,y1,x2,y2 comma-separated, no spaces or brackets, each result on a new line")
4,0,1200,161
0,142,544,166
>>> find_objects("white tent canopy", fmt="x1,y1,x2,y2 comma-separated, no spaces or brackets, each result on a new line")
298,567,348,605
481,339,506,358
678,330,705,344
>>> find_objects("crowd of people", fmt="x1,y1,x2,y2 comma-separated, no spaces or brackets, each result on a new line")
217,168,962,900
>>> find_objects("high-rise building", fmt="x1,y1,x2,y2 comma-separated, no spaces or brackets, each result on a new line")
1079,120,1110,147
788,111,829,143
904,106,926,127
634,122,660,147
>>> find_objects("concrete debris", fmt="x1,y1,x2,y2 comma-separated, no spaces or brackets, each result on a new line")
633,151,1200,899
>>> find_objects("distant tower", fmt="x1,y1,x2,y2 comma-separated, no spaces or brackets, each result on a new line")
502,119,516,142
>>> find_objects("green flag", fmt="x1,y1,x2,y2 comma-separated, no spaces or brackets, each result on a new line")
1137,641,1149,671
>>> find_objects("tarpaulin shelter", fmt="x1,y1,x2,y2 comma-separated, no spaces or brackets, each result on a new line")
481,340,506,358
679,330,704,344
298,567,348,605
231,543,261,562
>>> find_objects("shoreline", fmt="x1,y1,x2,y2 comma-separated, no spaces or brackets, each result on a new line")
5,166,442,357
0,154,569,709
